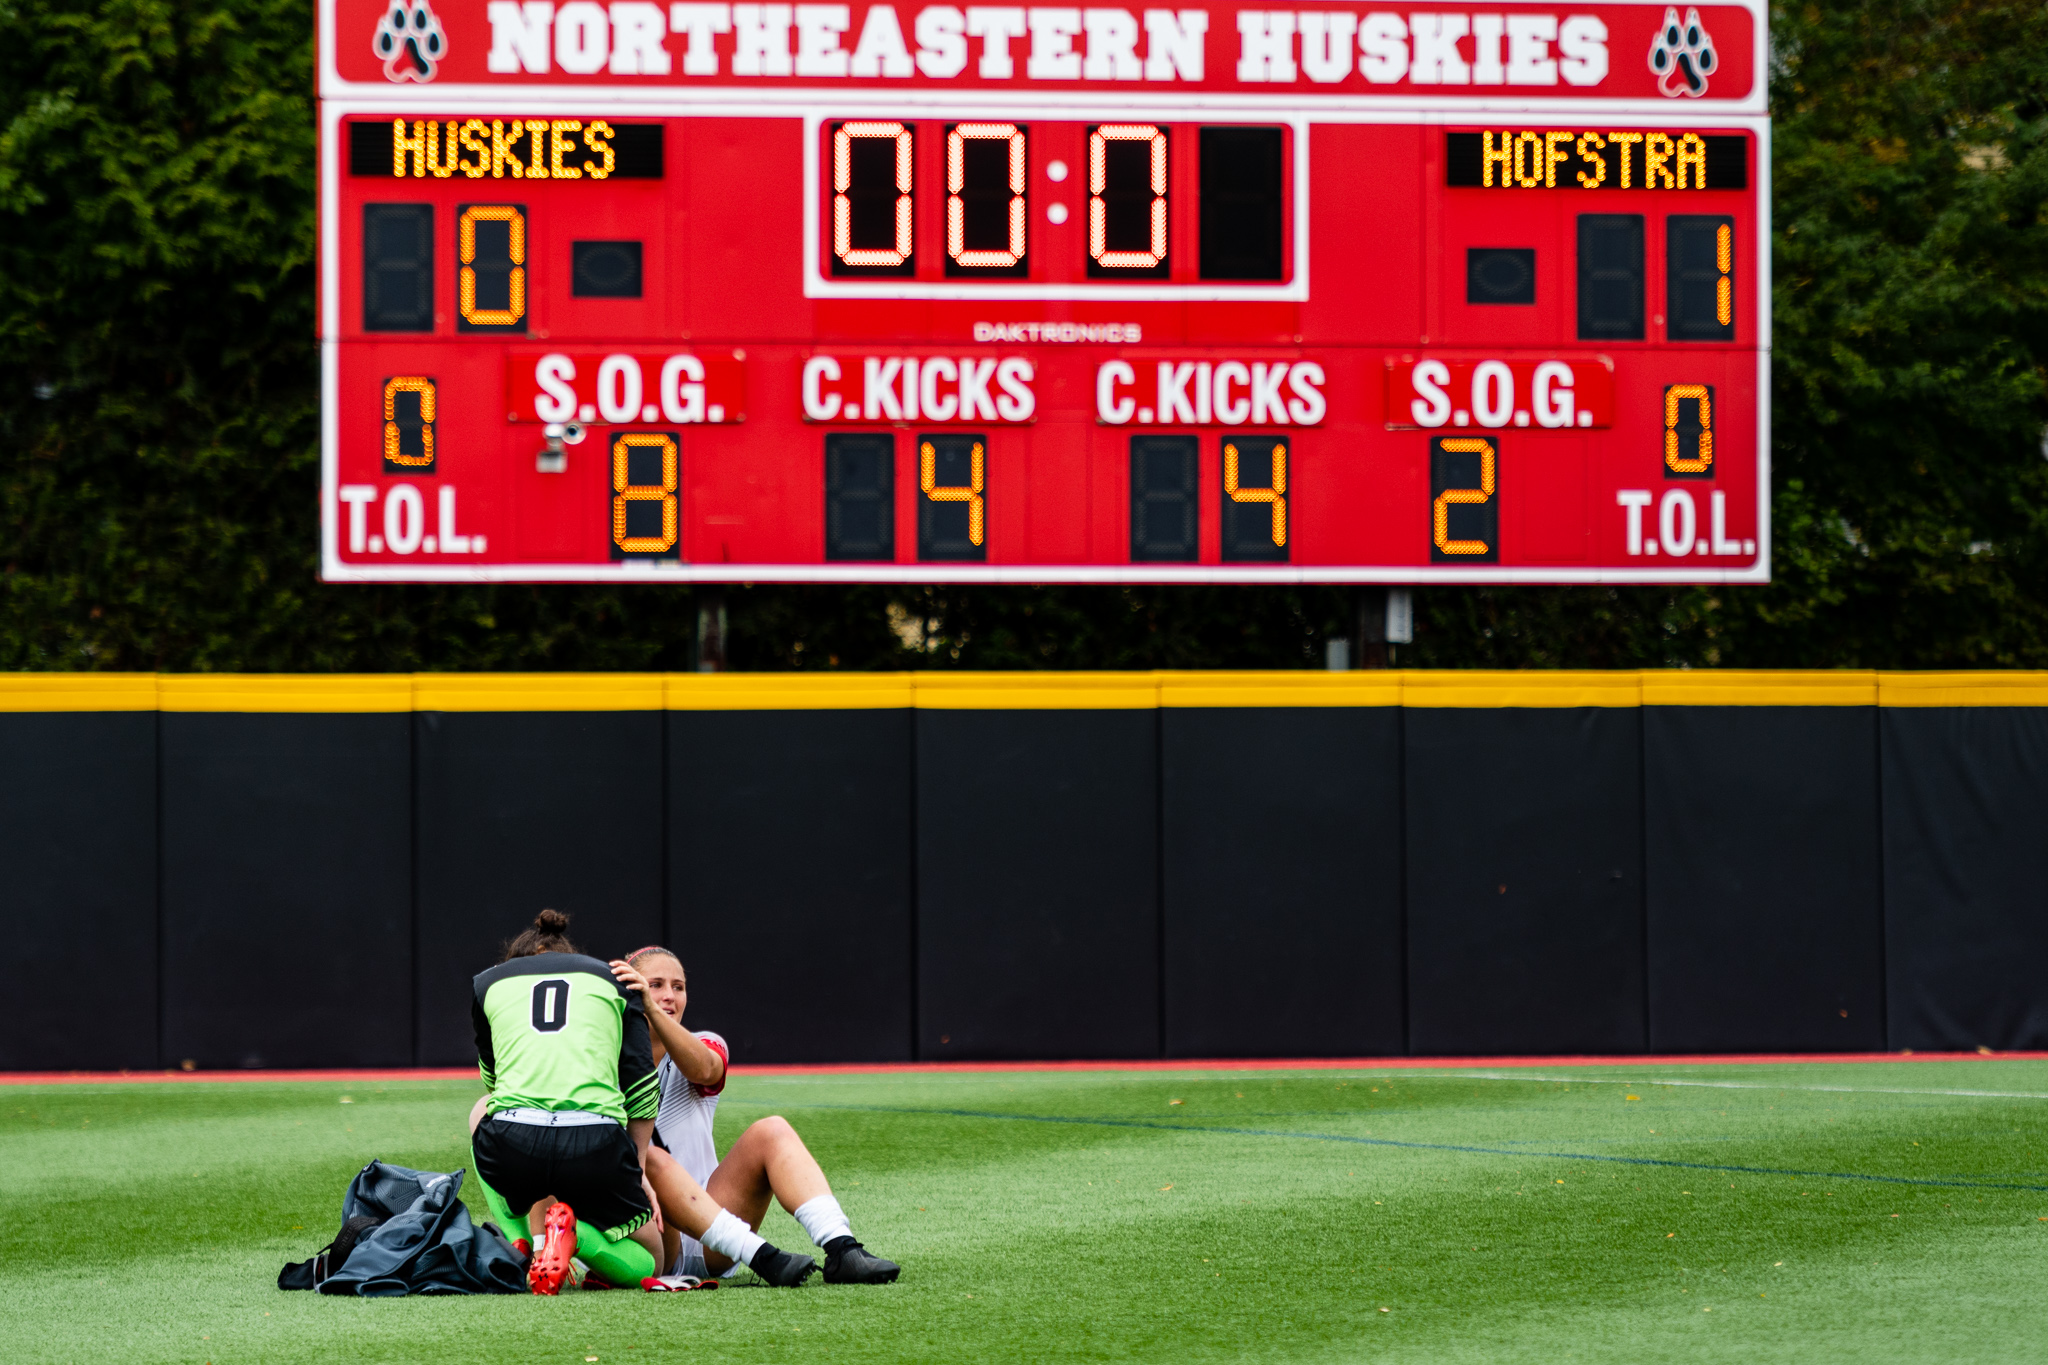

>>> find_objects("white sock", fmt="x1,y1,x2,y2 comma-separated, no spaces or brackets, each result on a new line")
792,1195,852,1248
700,1210,766,1267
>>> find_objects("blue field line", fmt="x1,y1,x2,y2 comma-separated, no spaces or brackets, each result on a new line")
751,1100,2048,1193
1486,1135,1756,1146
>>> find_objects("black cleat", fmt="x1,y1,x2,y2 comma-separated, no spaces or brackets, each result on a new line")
822,1236,901,1284
748,1242,818,1287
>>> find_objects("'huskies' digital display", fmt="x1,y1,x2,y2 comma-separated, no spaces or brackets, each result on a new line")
318,0,1769,584
348,119,667,179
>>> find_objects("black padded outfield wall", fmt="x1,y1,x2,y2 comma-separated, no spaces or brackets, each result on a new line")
1644,694,1884,1053
1161,701,1405,1058
670,703,915,1064
917,694,1161,1060
0,685,157,1071
4,671,2047,1070
162,707,413,1069
1406,693,1647,1055
1881,698,2048,1052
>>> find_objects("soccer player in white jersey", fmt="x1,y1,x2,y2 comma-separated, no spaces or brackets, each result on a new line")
611,946,901,1285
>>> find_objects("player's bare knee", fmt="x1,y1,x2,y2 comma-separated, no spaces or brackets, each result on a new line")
751,1115,798,1146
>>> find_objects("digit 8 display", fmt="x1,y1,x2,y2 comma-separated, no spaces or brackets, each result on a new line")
611,432,679,556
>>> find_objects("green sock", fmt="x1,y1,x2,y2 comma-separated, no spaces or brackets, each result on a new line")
471,1171,532,1247
575,1220,656,1286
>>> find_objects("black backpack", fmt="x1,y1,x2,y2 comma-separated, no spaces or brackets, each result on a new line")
277,1214,386,1291
277,1161,528,1295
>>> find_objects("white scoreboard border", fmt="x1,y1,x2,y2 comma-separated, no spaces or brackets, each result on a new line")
316,68,1770,582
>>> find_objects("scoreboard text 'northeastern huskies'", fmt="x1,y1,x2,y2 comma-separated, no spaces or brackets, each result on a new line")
319,0,1768,582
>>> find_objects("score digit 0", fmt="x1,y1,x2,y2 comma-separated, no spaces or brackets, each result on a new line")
456,204,526,331
382,376,436,473
947,123,1027,276
1088,124,1168,278
1664,384,1714,477
832,122,914,276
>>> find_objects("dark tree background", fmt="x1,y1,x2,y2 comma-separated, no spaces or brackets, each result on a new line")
3,0,2044,672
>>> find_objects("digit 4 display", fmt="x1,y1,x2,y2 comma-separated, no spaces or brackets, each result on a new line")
320,0,1768,582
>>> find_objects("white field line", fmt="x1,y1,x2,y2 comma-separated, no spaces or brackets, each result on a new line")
1399,1071,2048,1101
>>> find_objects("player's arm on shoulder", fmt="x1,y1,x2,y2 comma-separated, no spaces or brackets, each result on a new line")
641,988,701,1062
673,1030,727,1092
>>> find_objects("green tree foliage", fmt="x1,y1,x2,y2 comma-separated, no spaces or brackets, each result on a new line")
1744,0,2048,665
1,0,2043,671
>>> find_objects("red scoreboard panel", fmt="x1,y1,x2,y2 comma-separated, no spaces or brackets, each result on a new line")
318,0,1767,582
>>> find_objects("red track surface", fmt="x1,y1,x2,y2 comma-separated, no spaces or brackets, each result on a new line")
5,1052,2043,1085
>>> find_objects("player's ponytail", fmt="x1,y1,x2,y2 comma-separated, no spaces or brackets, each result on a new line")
501,908,578,961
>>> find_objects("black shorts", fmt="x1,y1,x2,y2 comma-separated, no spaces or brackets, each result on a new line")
471,1115,652,1241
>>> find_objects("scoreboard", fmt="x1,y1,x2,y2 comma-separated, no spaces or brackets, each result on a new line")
318,0,1767,582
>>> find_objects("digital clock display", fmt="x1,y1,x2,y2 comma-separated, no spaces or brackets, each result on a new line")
319,0,1768,583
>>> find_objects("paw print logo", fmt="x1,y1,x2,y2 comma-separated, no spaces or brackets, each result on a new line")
374,0,446,83
1647,6,1717,97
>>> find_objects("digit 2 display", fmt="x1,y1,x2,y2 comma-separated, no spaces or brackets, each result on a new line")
319,0,1768,583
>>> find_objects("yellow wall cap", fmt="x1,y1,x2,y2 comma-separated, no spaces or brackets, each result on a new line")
1158,671,1403,708
667,673,914,709
1641,670,1878,706
11,671,2048,712
157,675,413,713
1401,671,1642,708
1878,672,2048,707
912,672,1161,709
412,673,664,712
0,673,160,712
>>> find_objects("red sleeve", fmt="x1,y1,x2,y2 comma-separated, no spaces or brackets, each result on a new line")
692,1034,730,1097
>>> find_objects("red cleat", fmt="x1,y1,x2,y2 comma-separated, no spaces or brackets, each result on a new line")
526,1203,577,1296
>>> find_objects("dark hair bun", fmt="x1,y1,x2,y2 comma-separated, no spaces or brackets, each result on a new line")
500,907,579,962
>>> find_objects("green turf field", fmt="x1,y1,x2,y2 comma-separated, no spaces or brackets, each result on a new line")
6,1062,2047,1363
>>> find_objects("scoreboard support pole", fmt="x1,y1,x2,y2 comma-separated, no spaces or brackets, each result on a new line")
1356,588,1389,671
695,588,729,673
